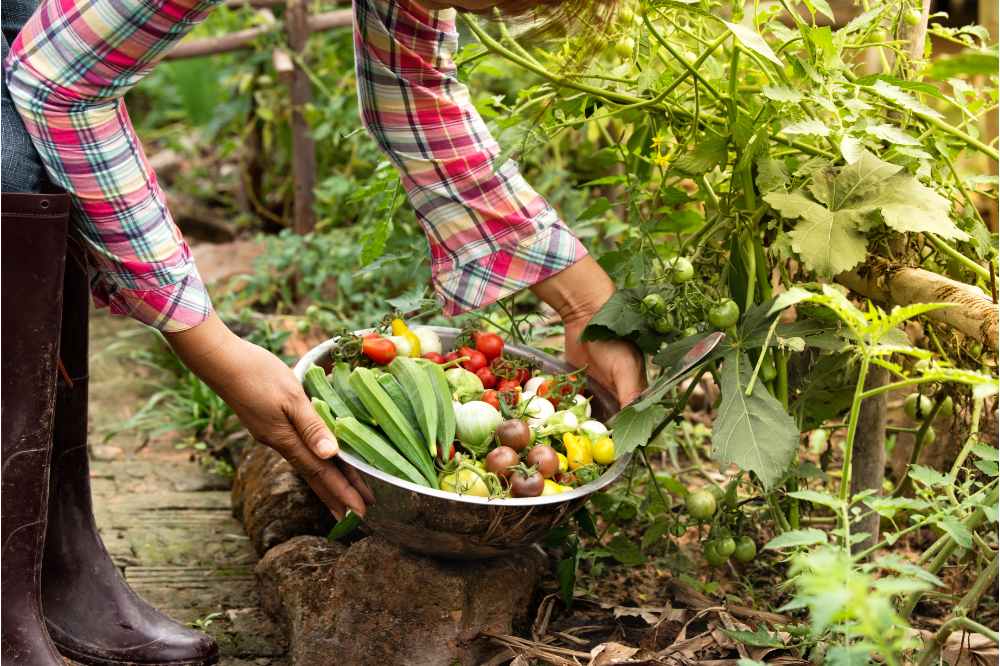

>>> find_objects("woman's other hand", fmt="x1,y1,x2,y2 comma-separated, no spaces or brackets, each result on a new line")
531,256,646,407
165,315,373,518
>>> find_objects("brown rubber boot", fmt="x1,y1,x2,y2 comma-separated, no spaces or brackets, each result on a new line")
41,242,220,666
1,191,71,666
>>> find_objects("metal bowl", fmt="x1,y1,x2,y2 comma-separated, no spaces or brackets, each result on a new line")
293,326,630,559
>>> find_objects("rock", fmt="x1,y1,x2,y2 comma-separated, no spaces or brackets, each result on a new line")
256,535,545,666
190,239,265,286
90,444,124,461
231,444,334,556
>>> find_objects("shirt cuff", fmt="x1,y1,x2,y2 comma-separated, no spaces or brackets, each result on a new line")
91,264,214,333
432,220,588,316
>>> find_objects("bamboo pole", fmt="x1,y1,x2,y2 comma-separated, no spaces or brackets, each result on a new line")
285,0,317,234
163,9,351,61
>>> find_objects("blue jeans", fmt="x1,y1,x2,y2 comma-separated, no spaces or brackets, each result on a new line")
2,0,47,193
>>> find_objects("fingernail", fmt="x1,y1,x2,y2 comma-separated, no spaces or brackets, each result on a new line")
317,438,339,457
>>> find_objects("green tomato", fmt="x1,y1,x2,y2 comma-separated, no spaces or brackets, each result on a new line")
715,536,736,558
652,313,675,334
969,341,983,357
296,320,311,334
708,485,725,502
708,299,740,329
868,27,889,42
903,7,922,26
615,37,635,59
681,326,699,338
904,393,934,421
642,293,668,315
919,427,936,447
686,490,717,521
703,540,729,567
936,396,954,420
913,358,932,374
732,536,757,563
305,304,321,319
670,257,695,284
671,523,687,537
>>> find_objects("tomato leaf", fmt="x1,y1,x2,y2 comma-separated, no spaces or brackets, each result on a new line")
763,528,828,550
724,21,783,66
712,350,799,488
609,404,668,456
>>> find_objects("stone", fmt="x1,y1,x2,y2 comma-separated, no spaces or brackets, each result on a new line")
232,444,334,556
255,535,545,666
90,444,124,461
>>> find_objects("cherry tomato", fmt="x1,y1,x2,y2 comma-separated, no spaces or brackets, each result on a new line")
459,346,489,373
485,446,519,479
642,293,667,315
498,388,521,409
919,428,936,447
423,352,446,364
904,393,934,420
495,419,532,451
733,536,757,563
670,257,695,283
476,367,498,389
708,299,740,329
480,389,501,411
497,378,521,393
704,541,729,567
652,313,675,334
510,470,545,498
526,445,560,479
591,436,616,465
685,490,717,521
474,332,505,361
715,536,736,558
868,27,889,43
936,396,954,420
903,7,922,26
444,351,460,363
614,37,635,59
515,367,531,385
361,336,397,365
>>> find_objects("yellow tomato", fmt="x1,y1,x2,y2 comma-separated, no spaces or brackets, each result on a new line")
563,433,593,470
542,479,571,495
592,436,616,465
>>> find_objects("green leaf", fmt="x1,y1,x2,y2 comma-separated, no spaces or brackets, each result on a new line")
781,119,831,137
865,124,920,146
359,214,393,265
606,534,646,566
722,628,785,648
931,50,1000,79
766,191,869,276
861,175,970,240
934,517,973,549
641,517,672,550
610,404,668,456
864,496,929,519
874,554,943,586
909,464,950,488
674,134,729,174
788,489,844,510
830,149,902,207
576,197,611,222
869,80,944,120
581,290,646,340
724,21,783,66
762,85,804,103
764,528,828,550
712,351,799,489
756,156,790,193
557,552,578,606
804,0,835,22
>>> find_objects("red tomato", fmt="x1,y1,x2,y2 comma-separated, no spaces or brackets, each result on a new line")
480,390,501,411
423,352,446,364
536,380,552,397
515,367,531,385
476,367,497,389
362,336,396,365
459,346,489,373
444,351,460,363
497,378,521,393
474,332,504,361
499,388,520,408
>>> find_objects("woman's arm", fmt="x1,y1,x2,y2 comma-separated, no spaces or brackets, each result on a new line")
354,0,644,403
6,0,370,515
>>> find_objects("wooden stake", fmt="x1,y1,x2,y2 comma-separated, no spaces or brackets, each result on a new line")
286,0,317,234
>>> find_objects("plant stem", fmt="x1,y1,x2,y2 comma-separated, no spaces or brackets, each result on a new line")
891,396,945,498
945,397,984,505
925,233,990,282
641,448,671,513
914,552,999,666
839,352,872,501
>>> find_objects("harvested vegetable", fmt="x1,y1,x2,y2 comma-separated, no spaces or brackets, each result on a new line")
526,445,559,479
510,469,545,498
445,367,484,402
495,419,531,451
455,400,502,455
390,318,422,357
485,446,519,479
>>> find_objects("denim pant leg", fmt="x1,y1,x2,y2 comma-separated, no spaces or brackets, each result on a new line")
2,0,47,193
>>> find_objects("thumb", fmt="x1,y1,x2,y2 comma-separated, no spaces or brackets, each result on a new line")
290,395,339,459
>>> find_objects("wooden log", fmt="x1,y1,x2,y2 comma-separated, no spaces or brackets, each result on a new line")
163,9,351,60
838,262,999,350
285,0,317,234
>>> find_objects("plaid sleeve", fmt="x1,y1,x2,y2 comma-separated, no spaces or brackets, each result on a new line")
353,0,587,315
4,0,217,332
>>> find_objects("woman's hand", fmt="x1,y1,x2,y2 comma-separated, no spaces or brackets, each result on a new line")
531,256,646,407
165,315,373,518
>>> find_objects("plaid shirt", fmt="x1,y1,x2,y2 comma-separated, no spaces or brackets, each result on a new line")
6,0,586,331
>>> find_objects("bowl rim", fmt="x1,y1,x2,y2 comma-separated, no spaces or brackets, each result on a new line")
293,325,632,507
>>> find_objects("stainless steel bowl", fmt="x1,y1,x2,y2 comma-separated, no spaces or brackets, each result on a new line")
293,326,630,560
